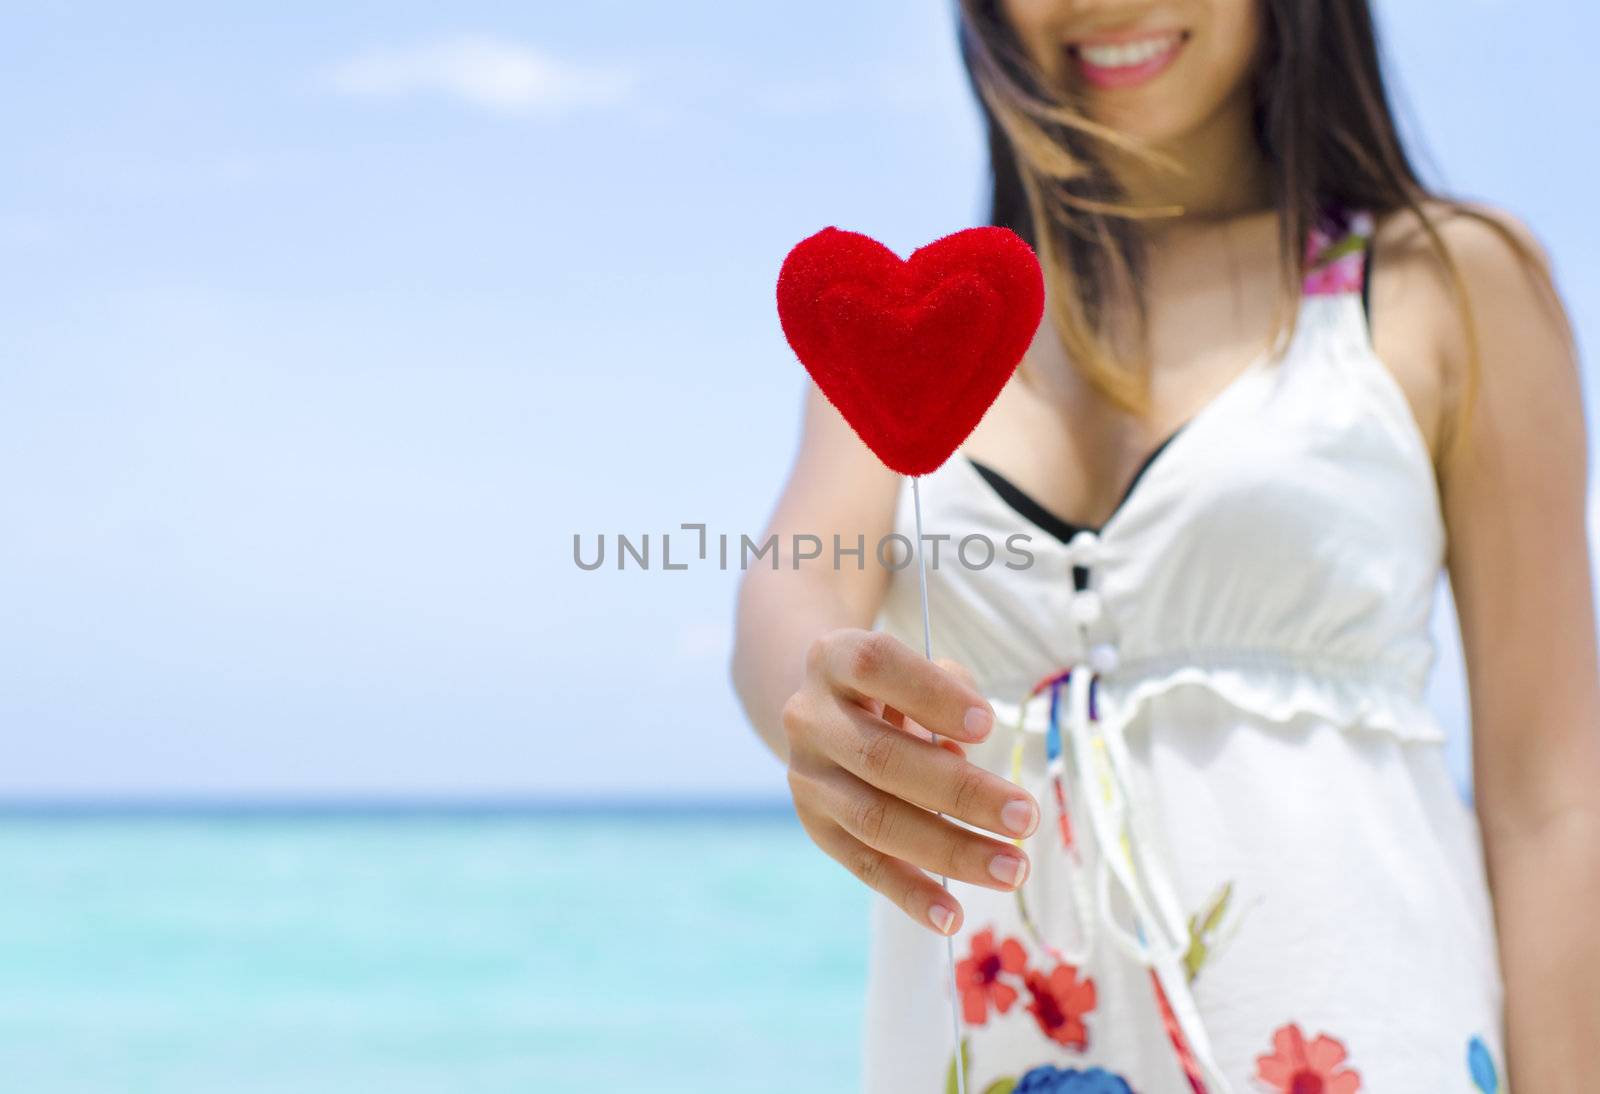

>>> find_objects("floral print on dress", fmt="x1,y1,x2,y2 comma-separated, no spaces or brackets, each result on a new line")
1467,1034,1501,1093
1023,963,1098,1050
1013,1063,1136,1093
944,876,1244,1092
1182,880,1236,982
945,925,1101,1092
1301,207,1374,296
1254,1022,1362,1093
958,928,1029,1025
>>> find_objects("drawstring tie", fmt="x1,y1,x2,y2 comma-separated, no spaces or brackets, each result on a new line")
1007,662,1236,1094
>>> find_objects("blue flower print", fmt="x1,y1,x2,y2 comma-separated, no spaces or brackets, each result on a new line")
1014,1064,1135,1094
1467,1034,1500,1093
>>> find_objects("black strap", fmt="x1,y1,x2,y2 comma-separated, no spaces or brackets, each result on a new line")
968,427,1182,544
1360,229,1376,328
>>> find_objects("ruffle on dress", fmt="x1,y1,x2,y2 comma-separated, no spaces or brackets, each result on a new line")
989,648,1446,746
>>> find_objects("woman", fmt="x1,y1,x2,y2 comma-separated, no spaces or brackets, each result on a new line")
732,0,1599,1089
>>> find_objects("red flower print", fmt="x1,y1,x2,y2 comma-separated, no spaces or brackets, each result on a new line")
1023,962,1097,1050
1255,1022,1362,1094
955,928,1027,1025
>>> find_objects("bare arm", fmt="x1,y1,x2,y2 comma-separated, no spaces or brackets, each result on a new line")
731,383,900,760
1431,208,1600,1091
730,384,1042,935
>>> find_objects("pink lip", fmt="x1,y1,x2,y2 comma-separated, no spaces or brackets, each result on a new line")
1067,32,1187,91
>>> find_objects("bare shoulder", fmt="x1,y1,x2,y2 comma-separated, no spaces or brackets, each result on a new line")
1375,197,1549,259
1366,197,1573,472
1373,197,1568,351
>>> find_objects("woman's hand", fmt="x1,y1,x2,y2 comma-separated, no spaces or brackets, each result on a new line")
781,628,1042,936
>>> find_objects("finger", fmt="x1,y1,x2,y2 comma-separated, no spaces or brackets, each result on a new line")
819,767,1030,892
824,632,994,743
805,815,964,936
828,706,1039,839
930,660,976,755
935,657,977,688
883,703,966,758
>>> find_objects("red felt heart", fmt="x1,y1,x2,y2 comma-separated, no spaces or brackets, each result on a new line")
776,225,1045,476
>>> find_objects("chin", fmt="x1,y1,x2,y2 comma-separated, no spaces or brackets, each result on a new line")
1087,98,1208,148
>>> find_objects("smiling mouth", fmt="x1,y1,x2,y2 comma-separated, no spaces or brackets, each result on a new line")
1065,31,1189,90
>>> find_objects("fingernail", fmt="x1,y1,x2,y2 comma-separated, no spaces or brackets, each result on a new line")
963,706,993,738
1001,798,1038,837
988,853,1026,887
928,904,957,934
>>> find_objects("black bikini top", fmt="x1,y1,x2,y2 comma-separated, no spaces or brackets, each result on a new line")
968,429,1179,546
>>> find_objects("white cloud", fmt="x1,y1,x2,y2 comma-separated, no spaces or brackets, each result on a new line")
321,33,636,115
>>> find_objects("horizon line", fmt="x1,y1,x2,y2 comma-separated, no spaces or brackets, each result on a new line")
0,794,798,819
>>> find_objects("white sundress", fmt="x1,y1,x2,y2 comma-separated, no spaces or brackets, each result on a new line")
861,208,1507,1094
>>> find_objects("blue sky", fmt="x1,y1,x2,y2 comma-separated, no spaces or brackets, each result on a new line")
0,1,1594,801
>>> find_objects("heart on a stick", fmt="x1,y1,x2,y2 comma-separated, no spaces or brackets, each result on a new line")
776,225,1045,476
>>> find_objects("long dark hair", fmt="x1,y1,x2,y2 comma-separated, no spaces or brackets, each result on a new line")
957,0,1537,469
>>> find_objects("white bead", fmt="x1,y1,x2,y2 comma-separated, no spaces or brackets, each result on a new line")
1069,590,1103,627
1066,529,1100,567
1088,642,1120,674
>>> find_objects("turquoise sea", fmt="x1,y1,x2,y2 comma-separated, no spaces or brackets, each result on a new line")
0,808,870,1093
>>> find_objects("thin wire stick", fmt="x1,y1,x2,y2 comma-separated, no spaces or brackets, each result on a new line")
912,475,966,1094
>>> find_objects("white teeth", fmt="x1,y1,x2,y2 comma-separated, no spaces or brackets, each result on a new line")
1076,35,1178,69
